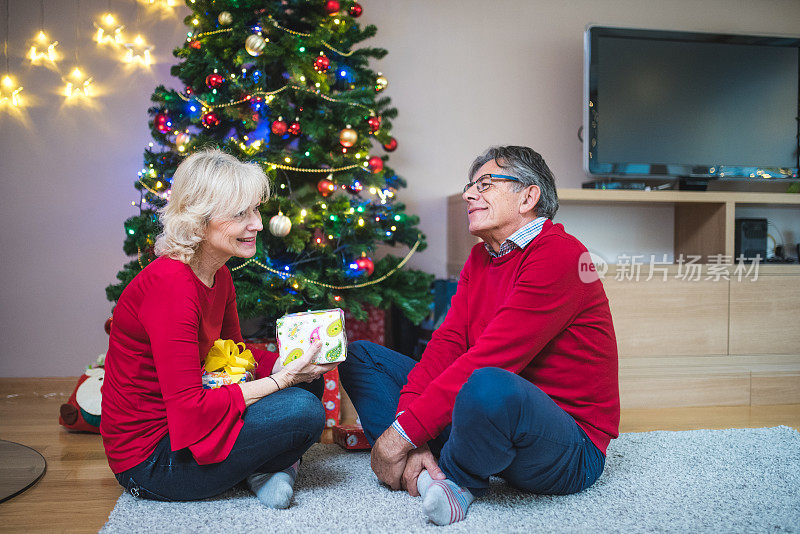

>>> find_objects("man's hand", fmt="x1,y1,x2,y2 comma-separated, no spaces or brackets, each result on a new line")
401,444,446,497
370,426,414,490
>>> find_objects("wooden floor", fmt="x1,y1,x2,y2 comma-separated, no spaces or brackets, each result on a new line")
1,378,798,534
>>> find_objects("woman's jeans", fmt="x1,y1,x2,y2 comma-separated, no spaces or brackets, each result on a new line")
339,341,606,497
114,386,325,501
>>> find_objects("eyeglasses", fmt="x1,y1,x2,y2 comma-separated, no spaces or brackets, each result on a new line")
462,173,521,194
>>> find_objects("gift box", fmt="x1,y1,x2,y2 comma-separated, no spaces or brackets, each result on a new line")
322,368,341,428
333,423,371,450
344,306,386,345
201,370,253,389
276,308,347,366
202,339,256,389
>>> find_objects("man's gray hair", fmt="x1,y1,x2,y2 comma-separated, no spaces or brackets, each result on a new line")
468,146,559,219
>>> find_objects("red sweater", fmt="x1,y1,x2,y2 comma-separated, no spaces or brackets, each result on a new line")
100,256,279,474
396,220,620,454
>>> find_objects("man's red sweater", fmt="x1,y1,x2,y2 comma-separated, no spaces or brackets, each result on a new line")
396,220,620,454
100,257,279,474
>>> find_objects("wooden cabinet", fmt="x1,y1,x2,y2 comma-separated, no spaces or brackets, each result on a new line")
446,189,800,408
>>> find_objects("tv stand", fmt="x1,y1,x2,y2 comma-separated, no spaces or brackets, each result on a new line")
677,176,709,191
582,177,676,191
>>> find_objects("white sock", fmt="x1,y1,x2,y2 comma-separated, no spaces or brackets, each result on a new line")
417,469,435,497
246,460,299,509
422,478,475,526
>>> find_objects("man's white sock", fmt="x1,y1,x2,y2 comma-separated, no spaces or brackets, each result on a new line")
417,469,435,497
246,460,299,509
422,478,475,526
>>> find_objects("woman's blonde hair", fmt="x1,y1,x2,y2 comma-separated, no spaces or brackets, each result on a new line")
154,149,270,263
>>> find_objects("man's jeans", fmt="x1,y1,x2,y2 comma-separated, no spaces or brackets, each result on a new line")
114,386,325,501
339,341,606,496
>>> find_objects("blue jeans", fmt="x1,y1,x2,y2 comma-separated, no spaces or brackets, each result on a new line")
339,341,606,496
114,387,325,501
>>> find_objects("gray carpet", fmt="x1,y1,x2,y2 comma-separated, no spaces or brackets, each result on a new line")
102,426,800,533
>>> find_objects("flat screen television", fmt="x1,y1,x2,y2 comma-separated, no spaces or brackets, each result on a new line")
583,26,800,189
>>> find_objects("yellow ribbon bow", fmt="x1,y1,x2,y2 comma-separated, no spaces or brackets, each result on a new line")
204,339,256,383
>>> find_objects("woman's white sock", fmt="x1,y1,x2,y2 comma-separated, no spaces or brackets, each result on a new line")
246,460,299,509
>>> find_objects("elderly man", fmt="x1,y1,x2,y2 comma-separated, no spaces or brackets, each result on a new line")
340,146,619,525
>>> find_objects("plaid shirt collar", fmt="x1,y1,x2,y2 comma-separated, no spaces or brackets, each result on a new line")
485,217,548,258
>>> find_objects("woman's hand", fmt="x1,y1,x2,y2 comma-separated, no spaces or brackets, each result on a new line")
272,340,340,389
240,342,339,406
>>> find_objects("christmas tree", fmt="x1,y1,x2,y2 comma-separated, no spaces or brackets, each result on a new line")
106,0,434,325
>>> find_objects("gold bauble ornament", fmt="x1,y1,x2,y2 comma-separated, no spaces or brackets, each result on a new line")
245,34,267,57
339,127,358,147
218,12,233,26
269,213,292,237
375,73,388,92
175,132,191,146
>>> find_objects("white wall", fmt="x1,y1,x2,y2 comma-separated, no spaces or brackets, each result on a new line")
1,0,798,376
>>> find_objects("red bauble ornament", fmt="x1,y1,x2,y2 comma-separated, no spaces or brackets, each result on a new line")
313,55,331,73
349,3,363,17
202,111,221,128
271,119,288,136
205,73,224,89
368,156,384,173
355,256,374,276
189,40,201,49
155,112,171,134
383,138,398,152
288,121,302,136
324,0,341,15
345,180,363,194
104,317,113,335
367,116,381,133
317,178,336,197
313,228,328,245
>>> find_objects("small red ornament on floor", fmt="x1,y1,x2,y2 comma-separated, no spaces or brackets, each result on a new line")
368,156,384,173
333,424,370,450
271,119,288,135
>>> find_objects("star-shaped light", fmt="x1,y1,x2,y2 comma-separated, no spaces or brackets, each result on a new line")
0,75,24,107
63,68,93,99
94,13,125,46
140,0,179,13
27,31,60,66
124,35,153,66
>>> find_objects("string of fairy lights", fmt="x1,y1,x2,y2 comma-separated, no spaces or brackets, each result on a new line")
6,0,421,292
1,0,181,111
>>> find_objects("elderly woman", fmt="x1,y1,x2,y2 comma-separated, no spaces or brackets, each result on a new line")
101,149,337,508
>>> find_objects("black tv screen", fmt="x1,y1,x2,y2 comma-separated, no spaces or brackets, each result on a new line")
584,26,800,181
